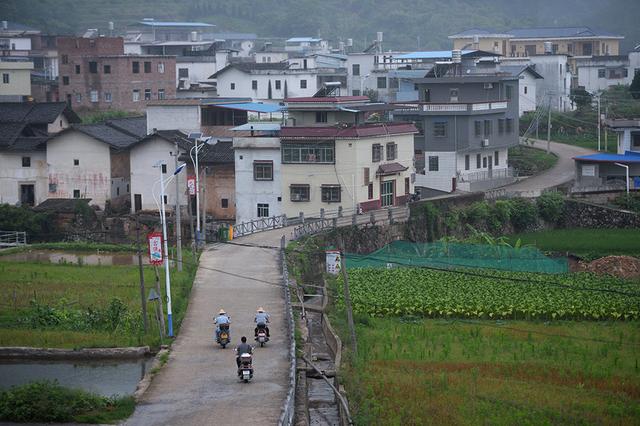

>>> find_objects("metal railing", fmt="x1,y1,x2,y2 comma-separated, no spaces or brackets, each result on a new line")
459,167,515,183
233,215,288,238
394,100,509,113
278,238,296,426
0,231,27,248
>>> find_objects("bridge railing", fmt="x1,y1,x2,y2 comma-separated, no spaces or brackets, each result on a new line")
233,215,288,238
0,231,27,248
278,236,296,426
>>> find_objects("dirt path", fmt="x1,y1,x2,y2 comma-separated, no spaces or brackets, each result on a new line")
123,229,290,426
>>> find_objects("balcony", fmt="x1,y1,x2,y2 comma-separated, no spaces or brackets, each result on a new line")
394,101,508,114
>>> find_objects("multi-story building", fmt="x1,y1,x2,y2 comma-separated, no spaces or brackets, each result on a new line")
0,59,33,101
449,27,624,57
57,36,176,112
393,61,520,195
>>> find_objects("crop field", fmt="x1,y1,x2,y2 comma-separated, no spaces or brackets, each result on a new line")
338,267,639,321
0,258,197,349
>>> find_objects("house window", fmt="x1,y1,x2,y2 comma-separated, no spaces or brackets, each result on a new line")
567,43,573,54
75,64,80,74
380,180,394,207
257,203,269,217
377,77,387,89
158,63,165,73
428,156,439,172
433,121,447,137
90,90,98,103
524,86,528,95
465,155,470,171
230,83,235,90
75,93,82,103
144,61,152,73
178,68,188,78
163,195,167,205
598,69,605,78
252,80,258,90
476,154,481,169
2,73,8,84
275,80,281,90
368,183,374,199
74,159,79,166
221,199,229,208
474,120,482,137
552,44,558,54
282,142,335,164
405,177,410,194
73,189,80,198
484,120,492,136
352,64,360,76
316,111,327,123
62,76,69,85
290,184,310,202
449,88,459,102
22,157,30,167
134,194,142,211
505,85,513,100
132,61,140,73
158,89,165,100
132,89,140,102
89,61,97,73
498,119,505,134
61,54,68,64
103,64,111,74
352,89,361,96
300,79,307,89
161,164,167,174
506,118,513,133
144,89,152,100
253,161,273,181
49,183,57,193
372,144,382,162
494,151,499,165
386,142,397,161
321,185,341,203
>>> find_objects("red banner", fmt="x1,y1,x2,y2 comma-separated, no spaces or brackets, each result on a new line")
147,232,163,265
187,176,196,196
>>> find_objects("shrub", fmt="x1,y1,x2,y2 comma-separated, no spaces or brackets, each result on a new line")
509,198,537,231
488,200,513,231
612,194,640,213
464,201,491,227
536,191,565,224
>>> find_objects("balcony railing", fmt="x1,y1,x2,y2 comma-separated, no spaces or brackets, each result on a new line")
394,101,508,113
459,167,515,183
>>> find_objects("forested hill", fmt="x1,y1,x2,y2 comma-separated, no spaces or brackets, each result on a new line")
2,0,639,52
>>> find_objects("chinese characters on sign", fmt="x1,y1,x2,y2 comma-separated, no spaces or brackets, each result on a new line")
325,250,341,275
187,176,196,195
148,232,163,265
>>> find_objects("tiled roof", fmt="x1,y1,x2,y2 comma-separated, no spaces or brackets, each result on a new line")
199,141,234,164
0,102,81,124
74,124,138,149
106,116,147,138
285,96,369,103
377,162,409,175
498,65,544,79
147,99,201,106
34,198,92,213
509,27,622,39
201,125,252,139
280,122,417,139
210,62,289,78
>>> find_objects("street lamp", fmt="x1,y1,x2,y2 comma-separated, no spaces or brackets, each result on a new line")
188,135,208,246
614,162,630,195
152,160,186,338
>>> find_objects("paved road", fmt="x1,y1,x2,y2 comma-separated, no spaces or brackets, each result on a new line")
124,229,290,426
488,140,596,197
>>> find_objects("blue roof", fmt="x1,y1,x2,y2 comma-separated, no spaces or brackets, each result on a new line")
574,151,640,163
394,50,475,60
214,103,283,113
138,21,215,27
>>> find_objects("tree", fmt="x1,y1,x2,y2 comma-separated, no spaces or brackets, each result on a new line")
630,72,640,100
570,87,593,111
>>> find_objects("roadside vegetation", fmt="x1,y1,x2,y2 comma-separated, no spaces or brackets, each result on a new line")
507,145,557,176
0,380,134,423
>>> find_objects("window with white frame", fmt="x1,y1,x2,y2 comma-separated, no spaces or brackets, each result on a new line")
158,62,165,73
90,90,98,103
257,203,269,217
132,89,140,102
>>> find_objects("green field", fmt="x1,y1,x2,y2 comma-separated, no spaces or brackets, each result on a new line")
508,228,640,259
0,255,197,349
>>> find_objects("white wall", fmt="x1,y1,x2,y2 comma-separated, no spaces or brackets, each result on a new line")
0,151,48,205
129,136,188,212
255,52,289,64
577,66,630,93
0,62,33,97
5,37,31,51
233,137,282,223
416,151,456,192
176,61,217,87
216,68,319,101
47,131,112,208
47,113,70,134
146,105,200,134
346,53,376,95
519,73,537,116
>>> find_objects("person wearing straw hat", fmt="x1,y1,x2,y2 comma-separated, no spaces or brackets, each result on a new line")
254,306,270,338
214,308,230,342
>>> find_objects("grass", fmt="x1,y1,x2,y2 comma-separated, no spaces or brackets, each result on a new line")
334,315,640,425
0,252,198,349
508,228,640,259
508,145,558,176
0,242,136,256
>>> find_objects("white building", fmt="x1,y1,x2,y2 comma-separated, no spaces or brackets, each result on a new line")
576,55,633,94
285,38,329,54
0,60,34,101
147,99,202,134
499,65,543,116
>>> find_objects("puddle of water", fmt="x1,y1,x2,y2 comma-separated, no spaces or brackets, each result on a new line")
0,250,149,266
0,358,154,396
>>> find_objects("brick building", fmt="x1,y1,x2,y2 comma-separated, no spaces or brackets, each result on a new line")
57,36,176,112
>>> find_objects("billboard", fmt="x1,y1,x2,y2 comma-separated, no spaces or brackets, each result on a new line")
148,232,163,265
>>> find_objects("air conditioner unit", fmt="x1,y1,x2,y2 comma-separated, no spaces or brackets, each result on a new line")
483,83,493,89
481,139,489,147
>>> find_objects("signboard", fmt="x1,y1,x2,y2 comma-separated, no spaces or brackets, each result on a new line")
325,250,342,275
582,165,596,177
148,232,163,265
187,176,196,196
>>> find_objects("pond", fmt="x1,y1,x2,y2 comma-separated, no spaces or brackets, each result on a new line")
0,250,150,266
0,357,154,396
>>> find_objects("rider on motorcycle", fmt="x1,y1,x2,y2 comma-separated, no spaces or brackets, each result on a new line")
214,309,230,341
235,336,253,368
254,306,270,338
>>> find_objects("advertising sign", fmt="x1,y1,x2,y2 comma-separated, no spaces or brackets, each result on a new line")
187,176,196,196
148,232,163,265
325,250,342,275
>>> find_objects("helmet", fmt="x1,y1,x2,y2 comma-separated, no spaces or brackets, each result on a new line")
257,307,264,313
219,309,226,315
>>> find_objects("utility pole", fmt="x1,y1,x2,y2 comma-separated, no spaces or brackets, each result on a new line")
135,214,148,333
337,235,357,357
158,164,174,337
194,138,201,247
546,99,551,154
597,95,601,151
604,104,608,152
201,167,207,243
172,143,183,272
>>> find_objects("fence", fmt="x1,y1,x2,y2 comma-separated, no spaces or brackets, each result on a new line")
233,215,288,238
278,236,296,426
459,167,516,183
0,231,27,248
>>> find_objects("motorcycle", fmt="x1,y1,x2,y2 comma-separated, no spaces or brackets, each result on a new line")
255,323,269,347
217,323,230,349
237,352,253,383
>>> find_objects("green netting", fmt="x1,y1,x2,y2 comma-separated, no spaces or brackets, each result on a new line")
345,240,568,274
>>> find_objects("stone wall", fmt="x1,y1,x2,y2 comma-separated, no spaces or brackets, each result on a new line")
563,199,640,229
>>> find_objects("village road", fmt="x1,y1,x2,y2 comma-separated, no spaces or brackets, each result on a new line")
123,228,290,426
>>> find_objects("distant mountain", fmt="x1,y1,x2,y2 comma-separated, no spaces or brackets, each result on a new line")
2,0,638,52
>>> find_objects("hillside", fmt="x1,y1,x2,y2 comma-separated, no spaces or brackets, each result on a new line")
2,0,639,52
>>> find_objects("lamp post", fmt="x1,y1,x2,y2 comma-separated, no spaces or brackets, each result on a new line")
614,162,630,195
154,161,186,338
189,138,207,247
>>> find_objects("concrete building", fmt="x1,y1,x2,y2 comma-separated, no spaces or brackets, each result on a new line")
393,63,520,194
576,55,632,93
0,59,34,101
499,65,543,116
57,36,176,112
